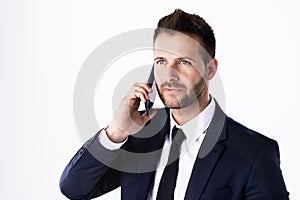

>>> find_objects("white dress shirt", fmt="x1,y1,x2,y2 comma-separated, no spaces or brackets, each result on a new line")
147,99,215,200
99,99,216,200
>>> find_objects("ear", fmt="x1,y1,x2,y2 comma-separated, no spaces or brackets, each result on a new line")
206,58,218,80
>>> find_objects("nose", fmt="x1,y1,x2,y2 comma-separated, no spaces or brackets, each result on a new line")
165,61,179,82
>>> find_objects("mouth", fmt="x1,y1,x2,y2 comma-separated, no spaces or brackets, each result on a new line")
163,87,184,94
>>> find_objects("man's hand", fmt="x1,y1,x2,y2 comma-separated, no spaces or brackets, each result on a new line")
105,83,157,143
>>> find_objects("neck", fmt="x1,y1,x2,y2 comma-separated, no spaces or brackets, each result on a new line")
171,92,210,125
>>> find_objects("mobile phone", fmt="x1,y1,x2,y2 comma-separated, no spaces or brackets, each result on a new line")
145,64,156,115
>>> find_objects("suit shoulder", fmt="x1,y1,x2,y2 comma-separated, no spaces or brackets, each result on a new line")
225,117,278,156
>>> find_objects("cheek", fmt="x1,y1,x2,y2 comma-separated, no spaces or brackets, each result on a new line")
154,66,165,84
183,70,201,86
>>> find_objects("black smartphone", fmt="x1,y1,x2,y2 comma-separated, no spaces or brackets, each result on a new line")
145,64,156,115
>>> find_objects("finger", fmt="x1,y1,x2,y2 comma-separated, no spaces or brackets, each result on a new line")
130,87,150,101
135,87,151,99
140,109,157,124
134,91,148,102
134,83,153,93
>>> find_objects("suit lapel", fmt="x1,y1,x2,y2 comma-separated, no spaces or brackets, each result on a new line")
185,100,227,199
124,101,227,199
184,143,225,199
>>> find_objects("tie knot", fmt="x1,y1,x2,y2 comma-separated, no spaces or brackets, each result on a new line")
171,126,186,145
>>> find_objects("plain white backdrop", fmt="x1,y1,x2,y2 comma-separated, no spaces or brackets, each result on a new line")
0,0,299,199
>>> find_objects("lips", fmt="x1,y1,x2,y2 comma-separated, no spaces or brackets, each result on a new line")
163,87,184,94
159,82,186,95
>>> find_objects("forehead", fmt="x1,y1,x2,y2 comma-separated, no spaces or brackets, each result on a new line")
154,32,204,59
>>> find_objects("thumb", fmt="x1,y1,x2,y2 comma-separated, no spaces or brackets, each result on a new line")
141,109,157,124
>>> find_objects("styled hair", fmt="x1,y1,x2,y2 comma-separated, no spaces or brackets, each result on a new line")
154,9,216,59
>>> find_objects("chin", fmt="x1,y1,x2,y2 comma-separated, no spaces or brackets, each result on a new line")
165,104,182,109
164,99,181,109
163,98,191,109
158,90,194,109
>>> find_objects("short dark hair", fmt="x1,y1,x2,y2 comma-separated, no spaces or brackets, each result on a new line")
154,9,216,59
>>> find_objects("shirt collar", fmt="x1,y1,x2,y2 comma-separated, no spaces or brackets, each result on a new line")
170,97,216,143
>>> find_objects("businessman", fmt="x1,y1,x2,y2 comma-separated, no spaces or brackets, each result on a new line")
60,9,289,199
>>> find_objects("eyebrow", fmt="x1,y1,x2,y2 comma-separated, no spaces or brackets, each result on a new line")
154,57,165,61
154,56,197,62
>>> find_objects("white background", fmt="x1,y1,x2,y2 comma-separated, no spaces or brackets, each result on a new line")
1,0,299,199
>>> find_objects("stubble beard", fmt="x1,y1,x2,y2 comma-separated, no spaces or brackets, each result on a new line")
157,77,207,109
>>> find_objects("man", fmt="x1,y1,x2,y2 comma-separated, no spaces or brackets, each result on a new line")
60,9,289,199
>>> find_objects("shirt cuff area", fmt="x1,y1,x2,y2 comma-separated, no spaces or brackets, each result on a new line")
98,129,127,150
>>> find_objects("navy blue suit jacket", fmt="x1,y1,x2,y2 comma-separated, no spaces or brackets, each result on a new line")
60,102,289,199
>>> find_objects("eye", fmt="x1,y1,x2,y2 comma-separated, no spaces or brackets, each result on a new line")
179,59,191,65
156,60,165,65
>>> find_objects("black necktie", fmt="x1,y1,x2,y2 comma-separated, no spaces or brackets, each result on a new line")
156,126,186,200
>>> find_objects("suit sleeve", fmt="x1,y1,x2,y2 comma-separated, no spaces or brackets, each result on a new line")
245,139,289,199
59,129,123,200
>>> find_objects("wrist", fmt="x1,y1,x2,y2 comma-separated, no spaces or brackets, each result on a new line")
105,125,128,143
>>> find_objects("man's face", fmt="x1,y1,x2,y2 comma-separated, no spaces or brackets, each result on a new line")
154,32,209,109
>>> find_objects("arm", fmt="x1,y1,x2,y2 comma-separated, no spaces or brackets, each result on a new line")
245,140,289,199
60,83,156,199
59,130,123,200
